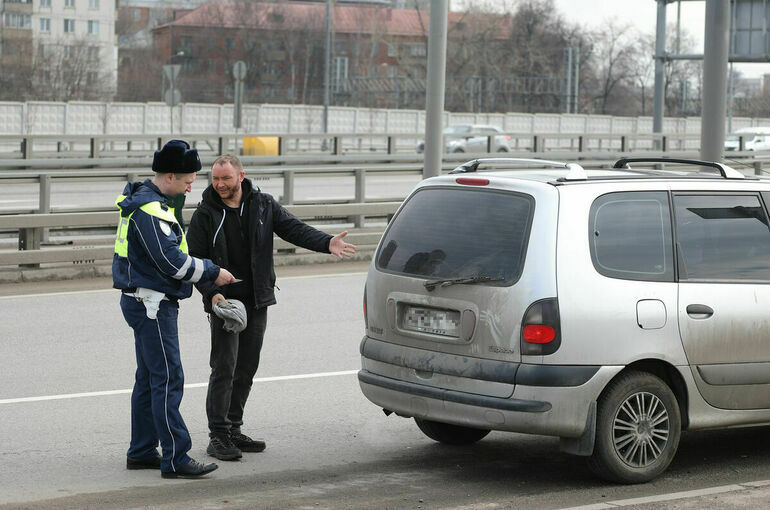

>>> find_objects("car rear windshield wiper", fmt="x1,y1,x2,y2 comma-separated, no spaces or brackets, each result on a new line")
424,275,504,291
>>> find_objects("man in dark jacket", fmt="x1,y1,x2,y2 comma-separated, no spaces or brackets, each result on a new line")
113,139,236,478
186,154,355,460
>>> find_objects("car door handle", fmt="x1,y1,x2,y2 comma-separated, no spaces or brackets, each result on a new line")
686,304,714,318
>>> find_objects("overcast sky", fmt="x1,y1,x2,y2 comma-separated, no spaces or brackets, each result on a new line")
552,0,769,79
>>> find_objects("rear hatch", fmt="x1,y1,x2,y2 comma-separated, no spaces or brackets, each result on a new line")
363,177,558,398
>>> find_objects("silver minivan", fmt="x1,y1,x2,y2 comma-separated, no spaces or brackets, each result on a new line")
359,157,770,483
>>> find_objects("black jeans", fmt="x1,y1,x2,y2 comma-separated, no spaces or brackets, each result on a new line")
206,306,267,436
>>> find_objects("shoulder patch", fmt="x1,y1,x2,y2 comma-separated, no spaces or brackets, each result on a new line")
159,221,172,236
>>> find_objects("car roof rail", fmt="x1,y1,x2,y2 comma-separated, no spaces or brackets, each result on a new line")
613,157,745,179
449,158,588,180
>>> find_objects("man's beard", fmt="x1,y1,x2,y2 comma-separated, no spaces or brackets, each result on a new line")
217,182,240,200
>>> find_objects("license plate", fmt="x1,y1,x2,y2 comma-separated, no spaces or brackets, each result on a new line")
403,306,460,337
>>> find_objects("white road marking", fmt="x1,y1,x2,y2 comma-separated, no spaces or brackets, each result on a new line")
0,369,358,405
558,479,770,509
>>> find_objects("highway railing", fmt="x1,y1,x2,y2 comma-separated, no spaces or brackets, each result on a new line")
0,131,716,160
0,202,400,268
1,147,766,270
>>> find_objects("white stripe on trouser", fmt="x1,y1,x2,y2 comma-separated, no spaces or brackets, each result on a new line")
173,255,193,279
154,317,177,472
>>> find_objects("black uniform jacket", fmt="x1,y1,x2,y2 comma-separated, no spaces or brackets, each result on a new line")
187,178,332,312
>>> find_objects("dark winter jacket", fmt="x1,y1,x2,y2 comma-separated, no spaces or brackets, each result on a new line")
112,179,220,300
187,178,333,312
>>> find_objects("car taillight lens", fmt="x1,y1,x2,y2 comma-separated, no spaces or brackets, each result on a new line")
520,298,561,355
363,284,368,330
523,325,555,343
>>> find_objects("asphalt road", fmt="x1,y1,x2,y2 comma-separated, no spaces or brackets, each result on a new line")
1,264,770,510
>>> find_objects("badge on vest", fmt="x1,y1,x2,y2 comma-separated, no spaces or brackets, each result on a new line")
159,221,172,236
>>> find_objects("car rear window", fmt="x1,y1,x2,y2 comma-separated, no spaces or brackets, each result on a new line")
376,187,533,284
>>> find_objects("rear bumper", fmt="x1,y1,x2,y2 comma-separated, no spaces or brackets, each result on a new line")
359,336,619,438
358,370,550,412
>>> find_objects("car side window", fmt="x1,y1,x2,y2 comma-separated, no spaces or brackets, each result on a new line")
589,192,674,282
674,193,770,281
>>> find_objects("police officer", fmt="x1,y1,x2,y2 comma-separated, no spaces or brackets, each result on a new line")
113,139,236,479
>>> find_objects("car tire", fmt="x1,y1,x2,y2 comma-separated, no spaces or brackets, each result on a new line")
414,418,490,445
451,148,465,153
496,148,509,152
588,370,681,484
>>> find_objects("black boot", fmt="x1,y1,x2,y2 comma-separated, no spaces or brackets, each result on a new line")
206,433,242,461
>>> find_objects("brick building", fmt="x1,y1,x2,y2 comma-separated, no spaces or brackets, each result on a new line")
150,0,509,106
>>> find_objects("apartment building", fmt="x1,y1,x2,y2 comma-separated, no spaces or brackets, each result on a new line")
0,0,117,99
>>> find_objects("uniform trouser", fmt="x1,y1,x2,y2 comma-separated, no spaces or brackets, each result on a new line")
206,306,267,436
120,294,192,473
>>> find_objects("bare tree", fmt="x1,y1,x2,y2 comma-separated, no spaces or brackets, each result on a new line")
30,38,112,101
587,21,638,115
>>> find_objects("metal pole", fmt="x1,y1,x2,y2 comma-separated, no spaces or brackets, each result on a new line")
700,0,730,163
727,62,734,134
323,0,331,143
652,0,667,149
423,0,448,178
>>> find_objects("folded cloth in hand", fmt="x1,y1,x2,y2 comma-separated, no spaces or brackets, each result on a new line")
213,299,247,333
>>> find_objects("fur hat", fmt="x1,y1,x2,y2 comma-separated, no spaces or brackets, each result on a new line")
152,139,201,173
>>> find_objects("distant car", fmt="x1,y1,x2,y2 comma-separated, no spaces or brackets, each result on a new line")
724,127,770,151
416,124,512,154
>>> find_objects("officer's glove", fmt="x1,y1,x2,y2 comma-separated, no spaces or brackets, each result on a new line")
213,299,247,333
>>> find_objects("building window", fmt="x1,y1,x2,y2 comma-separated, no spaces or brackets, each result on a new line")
407,43,426,57
88,20,99,34
133,9,141,21
39,18,50,32
89,0,99,8
387,43,397,57
40,0,52,7
64,19,75,33
226,38,234,50
88,45,99,60
65,0,75,7
4,13,32,29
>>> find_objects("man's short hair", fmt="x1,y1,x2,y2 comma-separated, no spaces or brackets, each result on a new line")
213,154,243,172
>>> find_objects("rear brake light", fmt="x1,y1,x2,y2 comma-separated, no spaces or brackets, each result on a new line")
363,284,368,330
456,177,489,186
520,298,561,355
523,325,555,343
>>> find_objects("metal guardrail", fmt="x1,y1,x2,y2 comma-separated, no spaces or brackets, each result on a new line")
1,147,767,270
0,202,400,268
0,131,710,160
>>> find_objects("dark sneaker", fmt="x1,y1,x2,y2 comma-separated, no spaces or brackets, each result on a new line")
126,455,161,470
161,459,218,479
206,434,242,461
230,431,266,452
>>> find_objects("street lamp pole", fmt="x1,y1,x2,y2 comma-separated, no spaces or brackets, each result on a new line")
323,0,331,146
